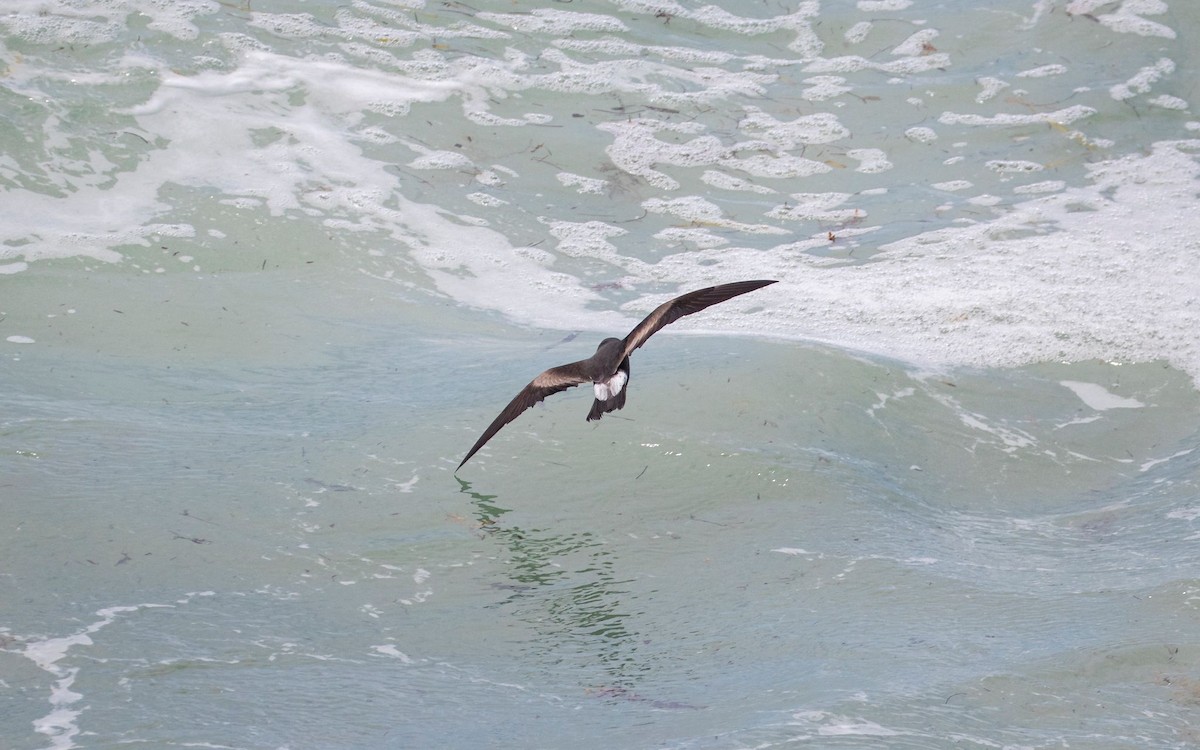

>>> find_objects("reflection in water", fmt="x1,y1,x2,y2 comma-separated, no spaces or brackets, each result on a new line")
457,477,647,689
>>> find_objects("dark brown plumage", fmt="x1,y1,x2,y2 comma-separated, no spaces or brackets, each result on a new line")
456,280,777,470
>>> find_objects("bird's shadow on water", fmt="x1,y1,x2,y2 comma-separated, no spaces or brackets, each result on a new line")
454,475,702,709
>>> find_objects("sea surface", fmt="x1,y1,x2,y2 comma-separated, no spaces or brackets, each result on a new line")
2,0,1200,748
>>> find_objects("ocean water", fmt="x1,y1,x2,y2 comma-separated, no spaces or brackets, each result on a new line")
2,0,1200,748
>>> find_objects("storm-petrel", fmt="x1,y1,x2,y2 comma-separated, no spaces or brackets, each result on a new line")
457,279,778,469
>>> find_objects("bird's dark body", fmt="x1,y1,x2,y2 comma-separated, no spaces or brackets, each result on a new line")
585,338,630,421
582,337,625,382
457,280,777,469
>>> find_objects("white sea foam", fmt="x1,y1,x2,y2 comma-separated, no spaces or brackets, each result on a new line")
1013,180,1066,195
986,160,1044,173
17,602,184,750
891,29,938,57
844,21,873,44
1149,94,1189,110
858,0,912,10
1059,381,1145,411
557,172,608,195
477,9,628,34
802,144,1197,378
939,104,1096,127
1139,448,1193,473
905,126,938,143
1018,63,1067,78
975,76,1010,103
373,644,415,663
644,196,788,234
791,710,903,737
602,141,1200,386
800,75,852,101
2,0,1198,391
1110,58,1175,101
1081,0,1175,38
0,0,216,45
847,148,892,174
700,170,776,194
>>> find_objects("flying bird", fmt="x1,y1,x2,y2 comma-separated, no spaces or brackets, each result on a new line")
457,279,778,469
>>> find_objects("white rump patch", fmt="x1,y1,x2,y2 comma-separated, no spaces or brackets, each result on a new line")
594,371,628,401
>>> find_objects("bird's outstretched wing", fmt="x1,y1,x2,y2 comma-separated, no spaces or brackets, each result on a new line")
457,361,591,469
622,279,778,358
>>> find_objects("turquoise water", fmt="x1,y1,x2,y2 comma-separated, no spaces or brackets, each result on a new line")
3,1,1200,748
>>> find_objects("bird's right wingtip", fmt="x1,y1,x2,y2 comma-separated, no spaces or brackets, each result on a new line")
745,279,779,291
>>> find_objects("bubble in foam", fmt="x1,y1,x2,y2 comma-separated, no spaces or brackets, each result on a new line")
905,126,938,143
143,0,216,41
542,219,634,268
654,227,730,249
1149,95,1188,111
939,105,1095,127
367,101,413,117
554,37,733,65
891,29,939,57
474,170,507,188
722,153,832,180
738,108,849,148
1013,180,1066,195
466,193,507,208
1077,1,1175,38
1110,58,1175,101
1018,64,1067,78
931,180,969,191
557,172,608,195
975,77,1010,104
407,150,474,171
967,194,1003,207
848,148,892,174
644,196,788,235
700,170,776,195
5,0,214,42
3,9,122,45
804,52,950,76
356,126,400,145
477,9,627,34
986,160,1044,174
800,76,851,101
465,110,552,127
844,21,873,44
599,120,727,190
648,2,822,57
858,0,913,10
765,192,861,223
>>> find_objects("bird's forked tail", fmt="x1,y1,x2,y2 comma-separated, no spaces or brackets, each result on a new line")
587,387,626,421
